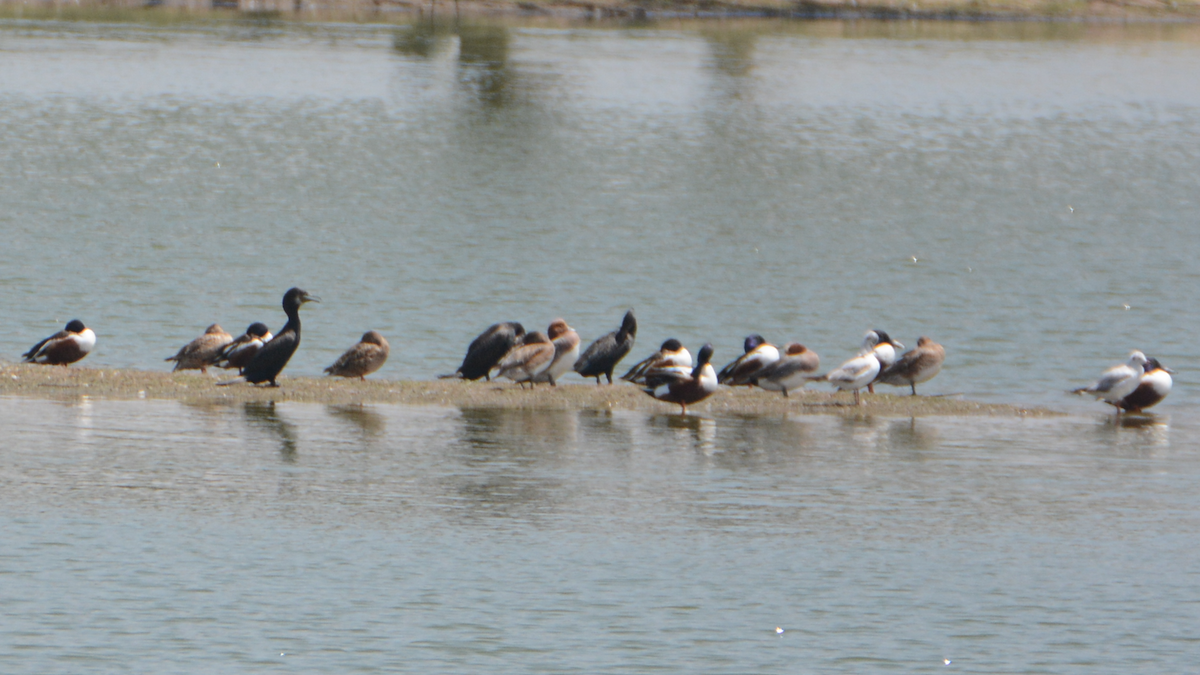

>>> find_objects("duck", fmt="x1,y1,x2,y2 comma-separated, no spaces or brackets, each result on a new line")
1071,350,1148,410
866,329,904,393
495,331,556,387
223,288,318,387
754,343,820,397
325,330,390,380
440,321,525,381
621,338,692,385
531,319,581,386
22,319,96,366
165,324,233,374
877,336,945,395
642,343,718,415
1118,356,1173,413
717,335,780,386
215,323,273,374
809,331,882,405
574,310,637,385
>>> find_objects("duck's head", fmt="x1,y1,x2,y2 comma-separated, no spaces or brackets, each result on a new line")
247,322,271,337
696,343,715,367
783,342,808,356
65,319,87,333
1144,357,1174,374
743,335,767,353
361,330,388,346
547,319,571,339
661,338,683,353
524,331,551,345
204,324,225,335
873,330,903,351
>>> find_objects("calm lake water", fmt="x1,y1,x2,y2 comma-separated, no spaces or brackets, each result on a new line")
2,16,1200,673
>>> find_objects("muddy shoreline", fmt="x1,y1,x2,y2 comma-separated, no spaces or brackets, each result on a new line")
0,363,1061,416
0,0,1197,23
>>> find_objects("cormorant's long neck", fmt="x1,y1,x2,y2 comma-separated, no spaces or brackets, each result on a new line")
280,304,302,341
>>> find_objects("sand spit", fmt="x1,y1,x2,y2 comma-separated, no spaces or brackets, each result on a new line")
0,0,1197,23
0,363,1059,416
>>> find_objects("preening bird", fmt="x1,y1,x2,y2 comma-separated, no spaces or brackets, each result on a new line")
531,319,580,386
642,343,718,415
810,331,882,405
165,324,232,374
1071,350,1148,411
496,331,556,387
877,336,945,395
754,343,820,397
574,309,637,385
441,321,525,381
325,330,390,380
1118,356,1173,413
22,319,95,367
215,323,274,374
866,329,903,393
717,335,780,386
621,338,692,386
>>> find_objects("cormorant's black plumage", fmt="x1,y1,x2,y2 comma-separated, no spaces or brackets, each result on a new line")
443,322,525,381
574,309,637,384
241,288,318,387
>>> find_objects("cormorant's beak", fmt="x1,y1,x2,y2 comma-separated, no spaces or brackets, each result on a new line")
303,294,321,304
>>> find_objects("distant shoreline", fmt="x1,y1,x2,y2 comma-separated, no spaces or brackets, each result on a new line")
0,0,1197,23
0,362,1058,416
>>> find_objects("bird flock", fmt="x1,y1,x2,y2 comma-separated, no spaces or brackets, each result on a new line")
19,288,1173,415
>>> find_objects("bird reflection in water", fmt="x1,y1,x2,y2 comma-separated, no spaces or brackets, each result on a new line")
456,23,514,108
394,20,534,115
456,407,579,455
327,403,387,442
838,413,883,448
651,413,717,452
392,21,453,59
1112,413,1168,431
577,409,636,453
243,401,298,462
1101,413,1171,454
886,417,940,454
449,408,580,519
702,27,758,79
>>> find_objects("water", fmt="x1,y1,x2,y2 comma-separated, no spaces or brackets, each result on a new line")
1,19,1199,408
2,17,1200,672
2,398,1199,672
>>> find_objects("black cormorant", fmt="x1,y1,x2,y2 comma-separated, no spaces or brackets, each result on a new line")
441,321,525,381
574,309,637,385
237,288,318,387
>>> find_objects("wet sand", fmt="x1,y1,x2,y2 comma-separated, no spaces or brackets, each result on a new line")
0,0,1196,22
0,362,1060,416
